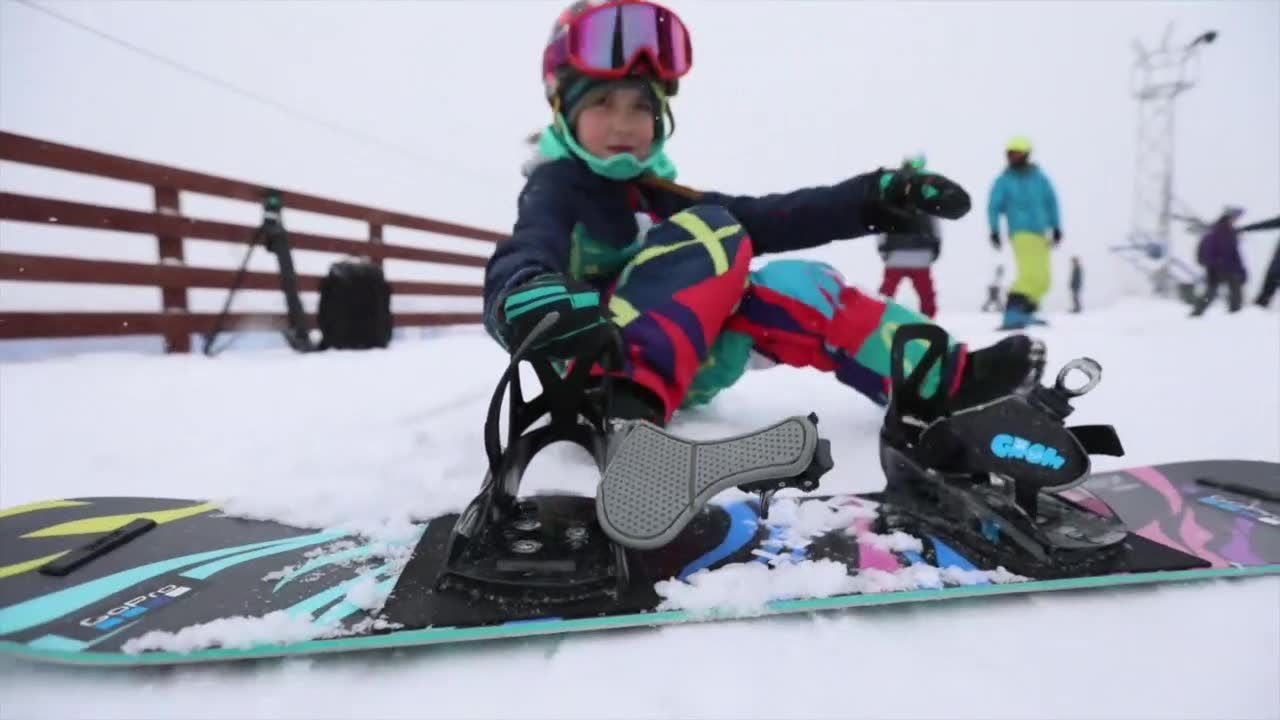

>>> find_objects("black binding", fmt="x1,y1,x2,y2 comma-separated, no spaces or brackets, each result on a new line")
437,314,629,604
879,325,1131,577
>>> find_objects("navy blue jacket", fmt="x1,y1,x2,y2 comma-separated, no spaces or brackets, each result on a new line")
484,158,886,335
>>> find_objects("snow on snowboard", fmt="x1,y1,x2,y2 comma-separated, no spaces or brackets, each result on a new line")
1,458,1277,667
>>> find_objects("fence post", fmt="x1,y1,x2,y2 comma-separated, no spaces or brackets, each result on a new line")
368,222,383,268
154,186,189,353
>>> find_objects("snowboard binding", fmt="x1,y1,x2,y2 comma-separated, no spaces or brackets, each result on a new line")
437,312,834,604
878,324,1129,577
436,313,624,606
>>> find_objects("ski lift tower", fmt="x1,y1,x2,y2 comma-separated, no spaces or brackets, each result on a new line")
1118,24,1217,297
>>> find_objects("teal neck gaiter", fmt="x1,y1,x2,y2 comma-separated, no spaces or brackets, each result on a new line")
536,116,678,182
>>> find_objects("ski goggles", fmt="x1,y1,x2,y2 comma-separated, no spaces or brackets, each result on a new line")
544,1,693,83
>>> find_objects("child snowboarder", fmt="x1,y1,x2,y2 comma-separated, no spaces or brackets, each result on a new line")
877,154,941,318
485,0,1045,434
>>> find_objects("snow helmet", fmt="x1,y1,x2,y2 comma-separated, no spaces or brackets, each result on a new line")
1006,136,1033,154
1005,136,1032,169
541,1,691,122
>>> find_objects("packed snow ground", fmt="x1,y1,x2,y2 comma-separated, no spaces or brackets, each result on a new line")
1,299,1278,719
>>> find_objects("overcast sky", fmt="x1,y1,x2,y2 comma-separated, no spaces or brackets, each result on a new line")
1,0,1277,315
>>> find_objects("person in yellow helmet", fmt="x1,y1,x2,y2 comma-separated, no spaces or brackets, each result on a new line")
988,136,1061,329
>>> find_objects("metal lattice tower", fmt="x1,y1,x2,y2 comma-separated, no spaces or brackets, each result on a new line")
1115,24,1217,298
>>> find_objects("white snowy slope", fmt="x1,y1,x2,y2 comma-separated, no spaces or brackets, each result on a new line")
1,300,1278,720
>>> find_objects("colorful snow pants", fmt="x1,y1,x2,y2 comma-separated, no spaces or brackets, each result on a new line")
880,267,938,318
604,204,955,422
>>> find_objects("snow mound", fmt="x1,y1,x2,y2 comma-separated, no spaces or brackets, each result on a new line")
344,575,393,612
656,558,1030,615
856,530,925,553
655,559,853,616
122,611,334,655
763,496,877,548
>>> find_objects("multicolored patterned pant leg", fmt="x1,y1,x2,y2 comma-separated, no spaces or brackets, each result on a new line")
606,204,754,420
720,259,958,408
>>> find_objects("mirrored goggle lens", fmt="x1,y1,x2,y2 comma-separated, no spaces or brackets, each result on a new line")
570,3,691,79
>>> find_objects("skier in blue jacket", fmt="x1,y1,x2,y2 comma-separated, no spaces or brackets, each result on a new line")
988,136,1061,329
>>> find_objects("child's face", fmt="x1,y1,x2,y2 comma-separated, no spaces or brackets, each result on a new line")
573,85,656,162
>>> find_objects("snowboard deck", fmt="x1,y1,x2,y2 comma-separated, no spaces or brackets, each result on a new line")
1,459,1277,667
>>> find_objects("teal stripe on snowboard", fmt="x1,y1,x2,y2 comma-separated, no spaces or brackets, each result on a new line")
4,563,1276,667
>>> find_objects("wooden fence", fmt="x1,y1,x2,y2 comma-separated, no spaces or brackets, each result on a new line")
0,131,504,352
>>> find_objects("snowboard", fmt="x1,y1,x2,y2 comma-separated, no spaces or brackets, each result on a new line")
1,458,1276,667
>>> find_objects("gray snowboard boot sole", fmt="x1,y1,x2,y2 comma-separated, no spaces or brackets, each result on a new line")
596,414,831,550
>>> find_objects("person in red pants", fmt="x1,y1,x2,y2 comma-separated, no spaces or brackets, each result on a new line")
877,156,940,317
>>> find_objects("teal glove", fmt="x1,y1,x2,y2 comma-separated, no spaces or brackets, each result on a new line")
497,274,613,360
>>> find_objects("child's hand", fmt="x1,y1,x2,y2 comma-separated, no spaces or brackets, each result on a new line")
873,168,971,221
498,274,614,361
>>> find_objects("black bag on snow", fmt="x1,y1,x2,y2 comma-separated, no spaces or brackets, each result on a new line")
317,259,393,350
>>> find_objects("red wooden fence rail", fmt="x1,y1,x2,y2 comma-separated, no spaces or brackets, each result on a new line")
0,131,505,352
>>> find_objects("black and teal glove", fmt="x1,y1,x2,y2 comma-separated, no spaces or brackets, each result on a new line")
497,274,613,361
871,167,972,221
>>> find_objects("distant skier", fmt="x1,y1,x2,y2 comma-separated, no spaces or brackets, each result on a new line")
981,265,1005,312
988,136,1061,329
877,154,940,318
1069,256,1083,314
1190,206,1247,316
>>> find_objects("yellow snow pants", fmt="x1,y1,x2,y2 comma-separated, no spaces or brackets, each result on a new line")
1009,231,1052,303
